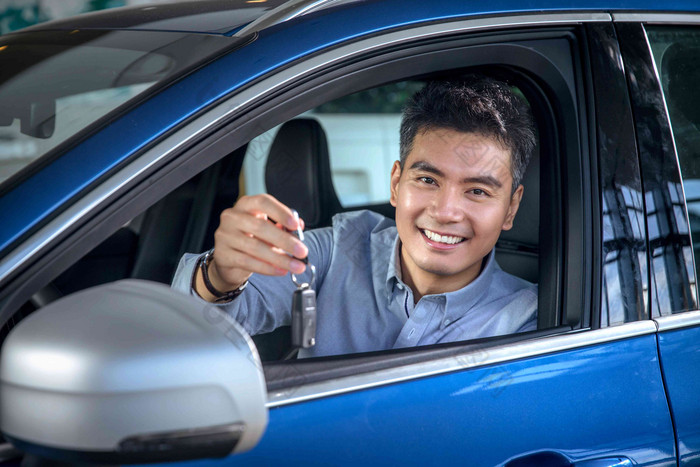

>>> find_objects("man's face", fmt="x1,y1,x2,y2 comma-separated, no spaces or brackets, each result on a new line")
390,128,523,294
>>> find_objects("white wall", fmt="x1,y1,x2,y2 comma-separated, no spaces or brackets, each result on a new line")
243,112,401,207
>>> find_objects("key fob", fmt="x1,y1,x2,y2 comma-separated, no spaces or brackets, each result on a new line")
291,286,317,348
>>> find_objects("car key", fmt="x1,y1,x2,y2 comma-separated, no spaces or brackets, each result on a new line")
286,209,317,355
291,284,317,349
286,210,308,264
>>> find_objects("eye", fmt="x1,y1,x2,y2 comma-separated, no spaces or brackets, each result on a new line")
419,176,436,185
470,188,488,196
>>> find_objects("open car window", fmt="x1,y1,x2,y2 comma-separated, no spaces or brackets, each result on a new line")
244,81,423,208
0,23,613,389
5,71,552,361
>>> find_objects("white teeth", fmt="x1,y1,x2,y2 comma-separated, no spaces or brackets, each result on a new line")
423,229,465,245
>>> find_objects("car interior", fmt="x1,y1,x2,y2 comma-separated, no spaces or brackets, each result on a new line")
2,72,554,374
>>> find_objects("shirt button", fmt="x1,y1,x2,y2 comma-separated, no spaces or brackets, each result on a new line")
397,284,404,290
444,319,451,326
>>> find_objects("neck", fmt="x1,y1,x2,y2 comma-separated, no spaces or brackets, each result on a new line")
399,246,485,303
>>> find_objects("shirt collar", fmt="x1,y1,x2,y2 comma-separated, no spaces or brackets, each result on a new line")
384,238,498,321
443,250,497,323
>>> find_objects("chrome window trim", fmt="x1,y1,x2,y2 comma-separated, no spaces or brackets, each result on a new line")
0,11,611,283
613,13,700,24
655,309,700,332
234,0,329,37
266,321,658,407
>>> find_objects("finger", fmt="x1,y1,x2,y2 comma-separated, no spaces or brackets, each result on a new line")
236,194,301,231
217,251,289,279
217,232,307,275
221,210,308,259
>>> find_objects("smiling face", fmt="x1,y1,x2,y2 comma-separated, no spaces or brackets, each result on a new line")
390,128,523,297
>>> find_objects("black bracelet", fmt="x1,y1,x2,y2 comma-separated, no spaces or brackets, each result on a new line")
196,249,247,303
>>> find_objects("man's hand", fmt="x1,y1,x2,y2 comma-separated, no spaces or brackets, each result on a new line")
194,194,308,302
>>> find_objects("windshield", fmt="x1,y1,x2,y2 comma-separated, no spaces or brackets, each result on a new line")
0,29,239,189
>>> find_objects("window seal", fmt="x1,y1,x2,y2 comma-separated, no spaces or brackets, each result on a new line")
266,320,656,407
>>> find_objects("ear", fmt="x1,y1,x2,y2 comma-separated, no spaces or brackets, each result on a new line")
389,160,402,207
502,184,524,231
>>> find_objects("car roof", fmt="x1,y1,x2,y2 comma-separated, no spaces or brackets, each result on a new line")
17,0,700,37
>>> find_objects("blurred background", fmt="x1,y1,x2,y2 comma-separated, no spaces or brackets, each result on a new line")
0,0,163,34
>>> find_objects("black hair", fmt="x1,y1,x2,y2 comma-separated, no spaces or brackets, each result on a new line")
399,76,536,193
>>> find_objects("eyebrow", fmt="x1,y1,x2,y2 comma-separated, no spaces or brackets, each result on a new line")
408,160,503,188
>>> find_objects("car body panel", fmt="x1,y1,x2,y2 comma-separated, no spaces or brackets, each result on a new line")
169,333,674,466
656,321,700,466
1,1,700,464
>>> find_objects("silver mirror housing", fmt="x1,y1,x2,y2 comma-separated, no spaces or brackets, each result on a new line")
0,280,267,464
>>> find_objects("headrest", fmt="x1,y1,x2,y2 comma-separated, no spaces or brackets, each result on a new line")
265,118,342,228
498,146,540,248
662,43,700,126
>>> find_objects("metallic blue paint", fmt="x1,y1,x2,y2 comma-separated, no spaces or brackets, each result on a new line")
3,0,700,254
0,1,696,463
165,335,675,466
657,326,700,466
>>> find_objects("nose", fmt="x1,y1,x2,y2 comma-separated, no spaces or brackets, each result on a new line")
430,186,465,224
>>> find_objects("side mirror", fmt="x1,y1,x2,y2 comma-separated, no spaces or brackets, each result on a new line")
0,280,267,464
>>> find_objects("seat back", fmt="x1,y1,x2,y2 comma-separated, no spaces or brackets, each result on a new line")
256,118,342,360
494,145,540,283
265,118,342,229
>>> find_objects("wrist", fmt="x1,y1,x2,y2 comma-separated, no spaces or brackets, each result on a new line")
193,249,248,303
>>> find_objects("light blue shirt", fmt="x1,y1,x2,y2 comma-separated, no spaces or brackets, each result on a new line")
172,210,537,358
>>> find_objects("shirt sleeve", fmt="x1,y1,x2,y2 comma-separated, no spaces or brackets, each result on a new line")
170,226,334,336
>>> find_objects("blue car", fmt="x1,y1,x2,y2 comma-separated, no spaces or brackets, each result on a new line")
1,0,700,465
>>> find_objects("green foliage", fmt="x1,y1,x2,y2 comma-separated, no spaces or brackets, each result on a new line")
86,0,126,12
314,81,425,114
0,5,44,34
0,1,126,35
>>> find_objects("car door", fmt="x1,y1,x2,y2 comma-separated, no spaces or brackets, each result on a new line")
176,16,674,466
624,15,700,465
0,6,678,467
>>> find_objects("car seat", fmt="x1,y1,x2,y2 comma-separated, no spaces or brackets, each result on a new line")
253,118,342,360
265,118,342,229
495,146,540,284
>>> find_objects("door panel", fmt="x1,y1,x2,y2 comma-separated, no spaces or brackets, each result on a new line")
183,334,674,466
657,322,700,465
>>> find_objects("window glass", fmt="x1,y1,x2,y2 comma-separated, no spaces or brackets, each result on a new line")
243,81,423,206
0,29,235,188
648,26,700,306
0,82,152,183
601,184,647,325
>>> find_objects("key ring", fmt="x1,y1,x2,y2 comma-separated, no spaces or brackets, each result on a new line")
291,263,316,289
287,209,316,289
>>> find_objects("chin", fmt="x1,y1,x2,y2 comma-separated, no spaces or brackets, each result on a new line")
416,259,471,277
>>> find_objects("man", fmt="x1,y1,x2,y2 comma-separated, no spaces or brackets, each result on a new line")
172,76,538,358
